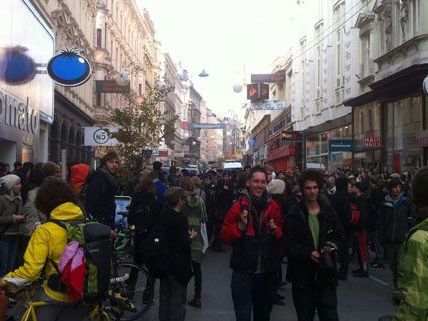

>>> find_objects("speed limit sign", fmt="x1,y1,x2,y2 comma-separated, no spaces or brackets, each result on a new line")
423,75,428,95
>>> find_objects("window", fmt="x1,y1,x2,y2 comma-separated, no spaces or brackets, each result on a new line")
96,29,102,48
139,83,142,95
334,1,345,88
360,32,371,75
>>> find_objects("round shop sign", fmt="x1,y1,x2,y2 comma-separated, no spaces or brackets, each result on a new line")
423,75,428,95
47,51,91,86
0,46,36,85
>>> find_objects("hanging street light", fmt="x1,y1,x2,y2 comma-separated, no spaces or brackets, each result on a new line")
198,69,209,77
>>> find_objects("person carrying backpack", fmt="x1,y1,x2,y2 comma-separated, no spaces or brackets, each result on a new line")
127,178,163,304
1,177,102,321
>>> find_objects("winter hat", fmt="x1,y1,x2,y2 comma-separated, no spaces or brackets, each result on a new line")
164,187,185,207
267,179,286,195
0,174,20,191
411,167,428,205
292,185,301,194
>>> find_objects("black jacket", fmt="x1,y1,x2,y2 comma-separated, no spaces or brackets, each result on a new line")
351,194,370,232
330,178,351,231
85,169,118,228
128,190,163,235
161,207,193,285
285,200,344,287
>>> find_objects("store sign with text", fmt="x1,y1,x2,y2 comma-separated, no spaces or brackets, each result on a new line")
354,136,382,151
329,139,353,152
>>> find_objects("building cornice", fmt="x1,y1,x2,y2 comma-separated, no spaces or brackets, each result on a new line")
374,34,428,65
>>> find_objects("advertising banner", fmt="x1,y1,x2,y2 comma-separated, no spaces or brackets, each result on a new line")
251,100,286,110
282,131,303,142
188,123,225,129
251,73,286,83
247,83,269,100
95,80,130,93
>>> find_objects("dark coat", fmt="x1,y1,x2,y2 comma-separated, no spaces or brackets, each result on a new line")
161,207,193,285
285,200,344,287
330,186,351,231
85,169,118,228
378,194,415,244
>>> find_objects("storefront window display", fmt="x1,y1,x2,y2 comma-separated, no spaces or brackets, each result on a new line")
353,103,382,171
384,96,425,173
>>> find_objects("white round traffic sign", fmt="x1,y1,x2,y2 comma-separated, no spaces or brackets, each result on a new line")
423,75,428,95
93,128,110,144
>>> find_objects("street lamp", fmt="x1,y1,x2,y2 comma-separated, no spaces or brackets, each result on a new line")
198,69,209,77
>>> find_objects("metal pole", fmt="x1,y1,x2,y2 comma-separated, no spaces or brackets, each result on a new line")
61,149,67,180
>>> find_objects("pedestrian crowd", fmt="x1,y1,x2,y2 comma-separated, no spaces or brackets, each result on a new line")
0,155,427,321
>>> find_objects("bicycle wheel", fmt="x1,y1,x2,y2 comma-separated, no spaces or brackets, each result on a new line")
109,263,151,321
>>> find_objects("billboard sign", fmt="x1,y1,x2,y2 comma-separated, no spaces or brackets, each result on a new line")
188,123,225,129
95,80,130,93
247,83,269,100
251,100,286,110
251,73,286,83
329,139,353,152
282,131,303,142
84,127,119,146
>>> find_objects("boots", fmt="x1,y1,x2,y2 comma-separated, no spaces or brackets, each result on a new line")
188,296,201,308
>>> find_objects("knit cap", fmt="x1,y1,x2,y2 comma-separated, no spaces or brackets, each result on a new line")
267,179,286,195
0,174,20,191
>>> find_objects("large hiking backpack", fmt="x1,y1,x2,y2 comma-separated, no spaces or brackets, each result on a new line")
138,217,173,278
48,220,112,304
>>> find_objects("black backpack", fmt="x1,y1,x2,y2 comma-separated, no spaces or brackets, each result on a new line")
48,220,112,304
138,216,173,278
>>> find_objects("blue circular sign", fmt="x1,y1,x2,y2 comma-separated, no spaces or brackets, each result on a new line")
0,46,36,85
47,52,91,86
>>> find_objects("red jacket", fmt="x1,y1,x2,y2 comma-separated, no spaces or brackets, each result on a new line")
221,194,282,243
221,192,283,273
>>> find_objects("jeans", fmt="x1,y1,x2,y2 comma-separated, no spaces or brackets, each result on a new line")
291,283,339,321
374,230,385,265
231,271,275,321
191,261,202,298
338,233,352,277
0,239,18,276
384,243,403,289
159,274,187,321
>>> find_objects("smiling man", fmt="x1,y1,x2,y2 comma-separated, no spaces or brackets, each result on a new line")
286,169,343,321
221,165,283,321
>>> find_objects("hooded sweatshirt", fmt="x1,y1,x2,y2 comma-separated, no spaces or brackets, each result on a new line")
5,202,84,302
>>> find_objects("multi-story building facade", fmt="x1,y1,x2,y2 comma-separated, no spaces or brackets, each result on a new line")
205,109,224,163
345,0,427,173
94,0,159,124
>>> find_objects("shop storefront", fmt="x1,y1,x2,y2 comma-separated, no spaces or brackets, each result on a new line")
0,0,54,163
383,96,428,173
353,103,382,170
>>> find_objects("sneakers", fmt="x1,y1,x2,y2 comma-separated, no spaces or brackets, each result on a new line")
188,297,201,308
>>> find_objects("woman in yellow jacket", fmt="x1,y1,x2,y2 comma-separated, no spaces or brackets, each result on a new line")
2,177,89,321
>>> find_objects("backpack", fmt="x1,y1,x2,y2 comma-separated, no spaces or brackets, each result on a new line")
47,220,112,304
138,215,173,278
349,203,361,226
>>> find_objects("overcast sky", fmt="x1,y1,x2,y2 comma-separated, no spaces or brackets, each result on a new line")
137,0,294,119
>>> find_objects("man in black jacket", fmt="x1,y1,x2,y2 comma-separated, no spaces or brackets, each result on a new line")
85,151,119,228
286,170,344,321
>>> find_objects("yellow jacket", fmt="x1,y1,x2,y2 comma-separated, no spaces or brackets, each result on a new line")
5,202,84,302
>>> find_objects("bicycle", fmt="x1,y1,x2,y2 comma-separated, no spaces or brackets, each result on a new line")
4,254,150,321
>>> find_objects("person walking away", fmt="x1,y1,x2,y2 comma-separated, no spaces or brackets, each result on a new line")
0,175,24,276
392,168,428,321
349,180,370,277
286,169,344,321
266,179,287,306
212,172,235,252
1,178,92,321
378,177,415,304
15,168,45,268
181,177,208,308
158,187,194,321
151,171,168,203
221,166,283,321
127,178,163,304
85,151,119,228
202,174,216,245
329,176,352,280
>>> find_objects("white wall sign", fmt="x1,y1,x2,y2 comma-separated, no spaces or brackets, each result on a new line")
84,127,119,146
